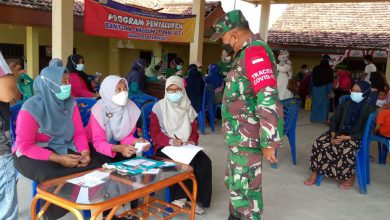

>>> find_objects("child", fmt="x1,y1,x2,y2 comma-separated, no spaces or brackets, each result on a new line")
375,90,390,138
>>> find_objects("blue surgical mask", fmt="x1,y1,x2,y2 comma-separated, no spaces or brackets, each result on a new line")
350,92,364,103
167,92,183,103
76,64,84,71
42,76,72,100
176,65,183,71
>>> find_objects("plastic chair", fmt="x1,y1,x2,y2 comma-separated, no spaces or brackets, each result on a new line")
129,94,158,109
272,98,301,168
17,73,34,101
75,98,97,127
315,111,375,194
139,101,172,202
198,84,215,134
140,101,156,156
10,102,24,144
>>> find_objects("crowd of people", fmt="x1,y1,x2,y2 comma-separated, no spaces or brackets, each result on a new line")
1,8,390,220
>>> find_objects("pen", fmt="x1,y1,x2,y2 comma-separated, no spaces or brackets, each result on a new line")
174,134,183,145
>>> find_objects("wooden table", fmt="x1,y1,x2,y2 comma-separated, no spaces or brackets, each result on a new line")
30,157,197,220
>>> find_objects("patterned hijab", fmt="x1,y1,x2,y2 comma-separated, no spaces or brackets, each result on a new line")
91,75,140,141
22,66,76,155
156,76,197,142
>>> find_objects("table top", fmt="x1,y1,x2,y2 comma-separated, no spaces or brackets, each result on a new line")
37,157,192,206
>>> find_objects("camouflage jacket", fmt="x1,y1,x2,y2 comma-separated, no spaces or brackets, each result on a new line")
221,34,284,149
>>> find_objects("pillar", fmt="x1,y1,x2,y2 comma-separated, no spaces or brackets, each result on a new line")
189,0,205,64
26,26,39,77
153,42,162,59
52,0,73,66
109,38,120,75
259,0,271,43
386,47,390,82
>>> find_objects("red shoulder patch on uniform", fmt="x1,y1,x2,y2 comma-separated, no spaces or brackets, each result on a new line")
245,46,277,94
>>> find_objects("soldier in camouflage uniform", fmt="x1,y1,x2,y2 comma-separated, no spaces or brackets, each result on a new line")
211,10,284,220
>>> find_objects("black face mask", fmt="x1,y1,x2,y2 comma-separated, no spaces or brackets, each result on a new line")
154,65,161,71
222,36,236,56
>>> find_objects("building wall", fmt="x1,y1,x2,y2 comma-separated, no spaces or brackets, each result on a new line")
288,53,322,73
0,23,224,80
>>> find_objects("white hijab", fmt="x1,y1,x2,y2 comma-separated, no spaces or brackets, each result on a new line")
91,75,140,141
157,76,197,142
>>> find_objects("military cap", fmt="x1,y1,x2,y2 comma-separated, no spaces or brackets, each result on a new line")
211,10,248,41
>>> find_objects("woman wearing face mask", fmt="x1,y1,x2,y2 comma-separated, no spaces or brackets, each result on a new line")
145,56,162,82
149,76,212,214
276,50,294,100
13,66,101,219
67,54,99,98
87,75,150,163
126,59,148,97
304,81,374,189
165,57,184,78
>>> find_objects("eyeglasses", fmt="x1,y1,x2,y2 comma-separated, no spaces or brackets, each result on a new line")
166,88,183,94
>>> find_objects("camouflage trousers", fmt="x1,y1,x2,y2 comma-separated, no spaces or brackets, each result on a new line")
225,146,263,220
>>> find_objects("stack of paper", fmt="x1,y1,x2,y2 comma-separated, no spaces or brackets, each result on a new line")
161,144,204,164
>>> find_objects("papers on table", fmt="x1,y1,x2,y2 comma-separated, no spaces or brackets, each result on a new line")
123,158,157,167
67,171,110,188
161,144,204,165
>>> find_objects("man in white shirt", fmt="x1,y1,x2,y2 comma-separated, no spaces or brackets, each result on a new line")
363,55,377,83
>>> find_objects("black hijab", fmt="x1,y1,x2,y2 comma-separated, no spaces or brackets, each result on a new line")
312,59,333,87
341,81,371,135
126,59,148,92
186,64,205,112
66,54,93,92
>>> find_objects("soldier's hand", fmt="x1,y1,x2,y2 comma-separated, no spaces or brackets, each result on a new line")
263,148,278,163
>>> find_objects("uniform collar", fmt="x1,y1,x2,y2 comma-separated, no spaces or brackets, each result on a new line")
235,33,261,59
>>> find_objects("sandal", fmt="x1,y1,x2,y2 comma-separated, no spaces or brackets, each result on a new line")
171,199,186,208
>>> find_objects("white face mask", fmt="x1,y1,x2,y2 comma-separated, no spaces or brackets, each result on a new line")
112,91,128,106
376,99,386,107
76,64,84,72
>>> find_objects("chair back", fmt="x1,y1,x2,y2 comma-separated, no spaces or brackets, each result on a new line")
361,111,378,148
201,84,215,114
130,94,158,109
17,73,34,101
9,102,24,144
75,98,97,127
140,101,156,156
281,98,301,136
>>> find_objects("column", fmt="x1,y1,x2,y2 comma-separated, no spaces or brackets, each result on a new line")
153,42,162,59
52,0,73,65
386,47,390,82
259,0,271,43
26,26,39,77
189,0,205,64
109,38,120,75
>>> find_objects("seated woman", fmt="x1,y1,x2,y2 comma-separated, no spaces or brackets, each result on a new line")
186,64,205,113
67,54,99,98
13,66,101,219
149,76,212,213
304,81,374,189
166,57,184,78
126,59,148,97
87,75,150,163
